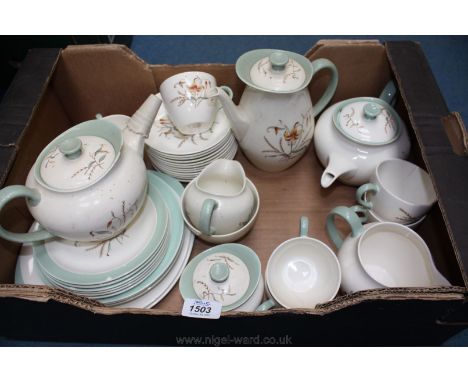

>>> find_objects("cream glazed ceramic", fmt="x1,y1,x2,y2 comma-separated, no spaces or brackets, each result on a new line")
326,206,451,294
0,94,162,243
182,159,255,235
211,49,338,172
179,243,262,312
314,81,411,188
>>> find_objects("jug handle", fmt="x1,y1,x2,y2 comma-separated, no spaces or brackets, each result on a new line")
310,58,339,117
0,185,54,243
199,199,218,235
326,206,365,249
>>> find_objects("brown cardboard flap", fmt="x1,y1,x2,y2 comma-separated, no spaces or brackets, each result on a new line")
305,40,392,107
386,41,468,289
51,44,157,124
442,112,468,156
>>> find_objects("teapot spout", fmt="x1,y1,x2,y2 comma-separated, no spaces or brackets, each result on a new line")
321,154,355,188
124,94,162,155
214,87,250,142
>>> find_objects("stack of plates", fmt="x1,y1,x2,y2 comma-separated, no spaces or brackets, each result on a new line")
145,94,238,182
15,171,194,309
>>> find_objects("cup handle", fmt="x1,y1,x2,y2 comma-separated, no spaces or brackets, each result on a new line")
0,185,54,243
219,86,234,100
326,206,365,250
356,183,379,209
310,58,339,117
299,216,309,237
199,199,218,235
256,299,276,312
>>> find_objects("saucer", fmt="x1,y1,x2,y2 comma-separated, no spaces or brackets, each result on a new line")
146,94,232,155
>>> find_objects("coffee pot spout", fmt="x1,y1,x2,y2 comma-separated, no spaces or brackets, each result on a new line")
124,94,162,155
214,87,250,142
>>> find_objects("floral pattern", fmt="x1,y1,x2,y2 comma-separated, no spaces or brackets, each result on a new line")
395,208,417,223
71,144,111,180
262,108,313,160
256,57,303,84
89,200,139,239
154,114,218,148
196,280,237,302
44,147,60,168
343,107,396,136
75,229,129,257
170,76,214,108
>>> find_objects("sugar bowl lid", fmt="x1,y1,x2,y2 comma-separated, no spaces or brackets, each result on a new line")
34,119,123,192
332,97,402,146
179,244,261,312
236,49,312,93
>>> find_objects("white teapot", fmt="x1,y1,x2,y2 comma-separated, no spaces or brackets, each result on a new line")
314,81,411,188
0,94,161,243
211,49,338,172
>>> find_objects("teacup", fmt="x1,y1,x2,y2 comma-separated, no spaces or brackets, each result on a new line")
356,159,437,224
256,217,341,311
160,71,232,135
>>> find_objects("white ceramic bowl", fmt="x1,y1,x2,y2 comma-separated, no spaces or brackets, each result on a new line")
265,235,341,309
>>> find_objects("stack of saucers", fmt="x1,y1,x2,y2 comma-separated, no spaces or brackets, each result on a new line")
15,171,194,309
145,94,238,182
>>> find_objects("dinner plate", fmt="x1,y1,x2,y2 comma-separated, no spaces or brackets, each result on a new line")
15,171,194,309
99,171,185,306
34,181,169,286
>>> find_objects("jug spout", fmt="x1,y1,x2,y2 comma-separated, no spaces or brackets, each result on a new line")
197,159,247,196
214,87,250,142
124,94,162,155
321,154,356,188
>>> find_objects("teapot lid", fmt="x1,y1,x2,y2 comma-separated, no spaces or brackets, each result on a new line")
236,49,312,93
179,244,261,312
332,97,401,146
35,119,123,192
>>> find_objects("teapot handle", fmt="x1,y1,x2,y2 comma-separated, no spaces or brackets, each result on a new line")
310,58,339,117
326,206,365,250
0,185,54,243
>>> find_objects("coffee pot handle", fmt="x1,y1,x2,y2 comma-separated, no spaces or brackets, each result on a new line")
0,185,54,243
326,206,365,250
310,58,339,117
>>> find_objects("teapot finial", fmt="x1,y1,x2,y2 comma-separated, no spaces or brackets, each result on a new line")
124,94,162,155
269,51,289,71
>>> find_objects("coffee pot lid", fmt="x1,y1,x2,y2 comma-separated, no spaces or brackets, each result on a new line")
35,119,123,192
332,97,401,146
179,244,261,312
236,49,312,93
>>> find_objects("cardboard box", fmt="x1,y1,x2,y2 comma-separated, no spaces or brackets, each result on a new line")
0,41,467,345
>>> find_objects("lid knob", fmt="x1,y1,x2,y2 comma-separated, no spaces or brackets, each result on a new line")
363,102,381,120
269,52,289,71
209,262,230,283
59,138,83,159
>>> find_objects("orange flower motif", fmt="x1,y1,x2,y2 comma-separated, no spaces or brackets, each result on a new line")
187,77,204,95
283,123,302,142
